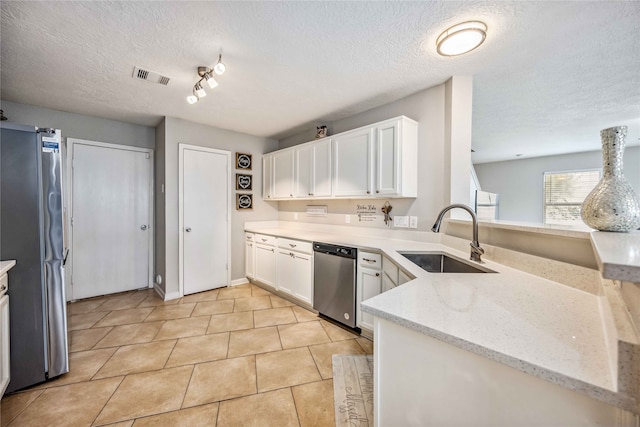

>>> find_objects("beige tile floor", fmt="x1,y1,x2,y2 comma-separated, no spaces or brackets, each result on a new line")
0,284,373,427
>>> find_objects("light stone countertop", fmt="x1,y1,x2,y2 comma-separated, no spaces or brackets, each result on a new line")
245,221,638,413
590,230,640,282
0,260,16,276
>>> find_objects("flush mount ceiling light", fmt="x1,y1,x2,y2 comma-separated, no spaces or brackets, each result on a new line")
186,53,226,104
436,21,487,56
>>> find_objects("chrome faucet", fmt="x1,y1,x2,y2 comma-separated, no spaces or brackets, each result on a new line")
431,204,484,263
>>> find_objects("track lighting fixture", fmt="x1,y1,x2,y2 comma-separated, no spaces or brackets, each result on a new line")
186,53,226,104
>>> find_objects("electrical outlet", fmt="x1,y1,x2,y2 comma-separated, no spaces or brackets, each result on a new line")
410,216,418,228
393,216,409,228
345,215,350,224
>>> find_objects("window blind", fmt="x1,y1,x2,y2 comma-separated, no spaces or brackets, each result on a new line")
543,170,600,225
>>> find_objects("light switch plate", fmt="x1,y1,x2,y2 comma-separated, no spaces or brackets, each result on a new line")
394,216,409,228
345,215,350,224
410,216,418,228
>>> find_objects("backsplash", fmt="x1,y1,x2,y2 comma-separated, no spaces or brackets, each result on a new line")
276,198,418,230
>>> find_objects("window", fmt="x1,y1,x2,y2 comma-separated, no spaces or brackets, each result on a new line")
543,170,600,225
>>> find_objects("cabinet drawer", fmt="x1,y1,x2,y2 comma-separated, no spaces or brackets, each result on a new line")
255,234,276,246
359,251,381,269
245,232,254,242
382,256,399,284
277,238,312,254
0,273,7,296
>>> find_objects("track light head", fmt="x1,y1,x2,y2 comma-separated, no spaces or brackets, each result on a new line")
204,73,218,89
187,95,198,104
214,54,226,75
194,82,206,98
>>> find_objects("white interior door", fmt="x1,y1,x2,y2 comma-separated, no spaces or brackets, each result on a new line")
70,141,152,300
180,145,230,295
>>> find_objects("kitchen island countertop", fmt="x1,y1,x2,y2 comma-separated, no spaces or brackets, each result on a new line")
245,221,639,414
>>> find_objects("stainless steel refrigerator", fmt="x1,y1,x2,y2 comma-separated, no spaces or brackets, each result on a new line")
0,122,69,392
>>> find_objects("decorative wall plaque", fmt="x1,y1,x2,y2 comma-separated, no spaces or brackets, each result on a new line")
236,193,253,210
236,153,252,170
236,174,252,191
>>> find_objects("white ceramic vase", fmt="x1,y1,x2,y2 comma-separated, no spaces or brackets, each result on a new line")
581,126,640,232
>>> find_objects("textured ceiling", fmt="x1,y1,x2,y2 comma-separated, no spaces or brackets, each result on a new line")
1,1,639,163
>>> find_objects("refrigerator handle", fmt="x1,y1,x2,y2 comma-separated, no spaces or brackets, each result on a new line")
63,249,69,266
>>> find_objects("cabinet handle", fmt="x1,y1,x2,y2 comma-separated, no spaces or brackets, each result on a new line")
376,190,380,193
290,252,294,257
0,284,6,292
290,194,293,197
308,193,312,196
289,244,297,248
261,238,268,242
376,273,380,277
363,258,377,263
366,191,371,194
271,249,275,253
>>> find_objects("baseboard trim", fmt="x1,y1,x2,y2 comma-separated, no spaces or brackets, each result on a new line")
153,283,165,299
231,278,250,286
163,289,182,301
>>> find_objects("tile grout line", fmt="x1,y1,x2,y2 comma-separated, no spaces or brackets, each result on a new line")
178,364,196,410
89,375,126,427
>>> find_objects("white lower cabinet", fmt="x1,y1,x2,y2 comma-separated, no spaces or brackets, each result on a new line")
382,255,412,292
276,238,313,305
245,233,255,280
357,251,382,331
0,272,10,397
254,234,276,289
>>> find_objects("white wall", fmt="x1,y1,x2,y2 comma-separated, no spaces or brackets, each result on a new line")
276,78,473,232
0,100,155,148
158,117,279,299
154,119,167,292
474,147,640,223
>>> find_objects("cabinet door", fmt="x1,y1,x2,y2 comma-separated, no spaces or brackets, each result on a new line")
272,149,295,199
262,155,273,200
255,244,276,288
357,267,381,331
276,249,295,295
382,273,396,293
245,241,255,279
0,294,9,397
295,145,313,198
333,128,373,197
292,252,313,305
375,120,400,196
399,269,412,285
312,139,332,197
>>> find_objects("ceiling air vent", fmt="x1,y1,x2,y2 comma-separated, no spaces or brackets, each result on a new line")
132,66,171,86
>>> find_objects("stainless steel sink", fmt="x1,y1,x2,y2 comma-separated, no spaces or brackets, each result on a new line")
399,252,496,274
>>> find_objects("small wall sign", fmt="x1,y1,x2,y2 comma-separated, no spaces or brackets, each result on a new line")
236,153,252,170
236,174,252,191
236,193,253,210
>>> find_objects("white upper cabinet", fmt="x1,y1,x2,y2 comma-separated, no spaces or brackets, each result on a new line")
262,116,417,200
295,138,332,198
272,149,295,199
262,154,274,200
374,117,418,197
333,127,374,197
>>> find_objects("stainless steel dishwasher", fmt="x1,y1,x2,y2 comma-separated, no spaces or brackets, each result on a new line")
313,242,358,329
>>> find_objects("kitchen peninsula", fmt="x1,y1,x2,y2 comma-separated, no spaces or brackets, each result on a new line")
245,220,640,426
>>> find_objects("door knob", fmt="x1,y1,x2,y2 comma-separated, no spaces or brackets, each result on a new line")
185,227,192,232
140,225,148,230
